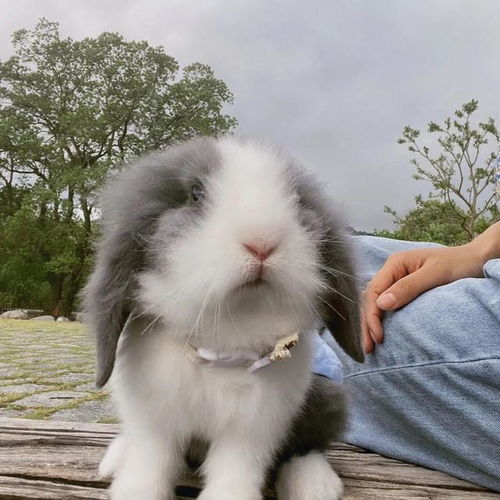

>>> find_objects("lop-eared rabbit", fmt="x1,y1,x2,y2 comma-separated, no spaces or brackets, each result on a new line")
84,137,363,500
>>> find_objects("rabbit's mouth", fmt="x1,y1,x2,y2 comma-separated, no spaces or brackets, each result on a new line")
232,274,276,296
242,277,264,288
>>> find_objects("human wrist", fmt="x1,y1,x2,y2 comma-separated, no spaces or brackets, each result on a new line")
480,238,500,263
457,241,488,277
470,222,500,263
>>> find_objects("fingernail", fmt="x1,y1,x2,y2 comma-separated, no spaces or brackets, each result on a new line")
370,329,383,344
376,292,396,310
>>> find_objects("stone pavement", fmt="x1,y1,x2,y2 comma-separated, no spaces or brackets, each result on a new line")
0,319,116,423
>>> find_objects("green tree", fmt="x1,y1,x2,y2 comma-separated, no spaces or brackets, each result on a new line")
0,19,237,315
375,197,492,246
387,100,499,243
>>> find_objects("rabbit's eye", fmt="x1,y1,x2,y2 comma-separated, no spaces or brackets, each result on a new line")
191,184,205,203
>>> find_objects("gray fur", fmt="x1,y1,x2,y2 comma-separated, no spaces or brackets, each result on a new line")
288,163,364,363
277,375,346,463
183,376,347,483
83,136,363,498
84,136,363,389
83,137,221,387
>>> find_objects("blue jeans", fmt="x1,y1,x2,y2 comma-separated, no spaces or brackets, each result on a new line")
313,235,500,491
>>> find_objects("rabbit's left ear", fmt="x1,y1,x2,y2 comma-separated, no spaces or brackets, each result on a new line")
293,170,364,362
318,225,364,363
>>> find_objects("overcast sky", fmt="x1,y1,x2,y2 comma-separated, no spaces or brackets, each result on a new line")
1,0,499,230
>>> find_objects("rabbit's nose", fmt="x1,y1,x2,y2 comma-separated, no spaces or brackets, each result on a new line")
242,242,277,262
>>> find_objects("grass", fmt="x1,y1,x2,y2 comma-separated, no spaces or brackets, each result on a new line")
0,393,31,406
97,416,119,424
22,391,109,420
0,319,115,423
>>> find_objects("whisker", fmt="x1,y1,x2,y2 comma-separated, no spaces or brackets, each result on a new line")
315,294,346,321
312,278,355,304
138,314,162,336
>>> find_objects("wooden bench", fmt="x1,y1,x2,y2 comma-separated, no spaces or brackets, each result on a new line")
0,417,498,499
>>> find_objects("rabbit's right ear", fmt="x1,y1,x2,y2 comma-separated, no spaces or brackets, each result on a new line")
84,138,220,388
84,223,148,388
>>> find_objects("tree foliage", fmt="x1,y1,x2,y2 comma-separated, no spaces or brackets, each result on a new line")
0,19,237,315
382,100,499,244
374,197,492,246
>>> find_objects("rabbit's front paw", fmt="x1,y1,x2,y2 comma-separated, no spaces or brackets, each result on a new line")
198,485,261,500
99,435,125,479
276,453,343,500
110,474,175,500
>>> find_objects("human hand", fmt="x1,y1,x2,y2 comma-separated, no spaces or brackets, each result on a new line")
362,243,487,353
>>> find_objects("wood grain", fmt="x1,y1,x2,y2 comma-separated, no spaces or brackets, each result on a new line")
0,417,497,499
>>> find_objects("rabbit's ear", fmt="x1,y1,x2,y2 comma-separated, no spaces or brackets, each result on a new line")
84,221,150,388
84,138,221,388
292,168,364,363
319,226,364,363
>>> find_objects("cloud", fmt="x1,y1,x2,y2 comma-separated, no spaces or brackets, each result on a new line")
1,0,499,230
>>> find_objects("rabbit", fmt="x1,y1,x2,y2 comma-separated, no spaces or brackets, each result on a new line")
84,136,364,500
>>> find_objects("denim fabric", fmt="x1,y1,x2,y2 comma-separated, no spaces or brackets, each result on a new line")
312,332,344,382
316,235,500,491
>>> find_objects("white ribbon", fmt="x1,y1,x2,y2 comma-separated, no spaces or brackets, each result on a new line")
177,332,300,373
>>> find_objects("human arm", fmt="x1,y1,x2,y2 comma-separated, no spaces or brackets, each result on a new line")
362,222,500,353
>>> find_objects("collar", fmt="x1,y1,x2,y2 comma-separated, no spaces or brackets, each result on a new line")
176,332,300,373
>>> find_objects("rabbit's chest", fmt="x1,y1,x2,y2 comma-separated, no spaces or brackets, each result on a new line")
118,330,314,437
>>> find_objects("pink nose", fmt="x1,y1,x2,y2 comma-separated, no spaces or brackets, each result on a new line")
243,242,277,262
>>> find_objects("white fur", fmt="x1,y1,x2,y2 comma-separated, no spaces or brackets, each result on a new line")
103,139,340,499
99,434,124,479
108,321,314,500
276,453,343,500
139,139,321,352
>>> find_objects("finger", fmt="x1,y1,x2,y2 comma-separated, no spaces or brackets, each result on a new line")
376,266,443,311
367,254,413,299
363,286,389,344
361,310,375,353
362,254,414,346
366,307,384,344
360,306,372,352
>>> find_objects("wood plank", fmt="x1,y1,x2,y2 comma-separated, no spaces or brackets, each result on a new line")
0,417,497,499
0,476,108,500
